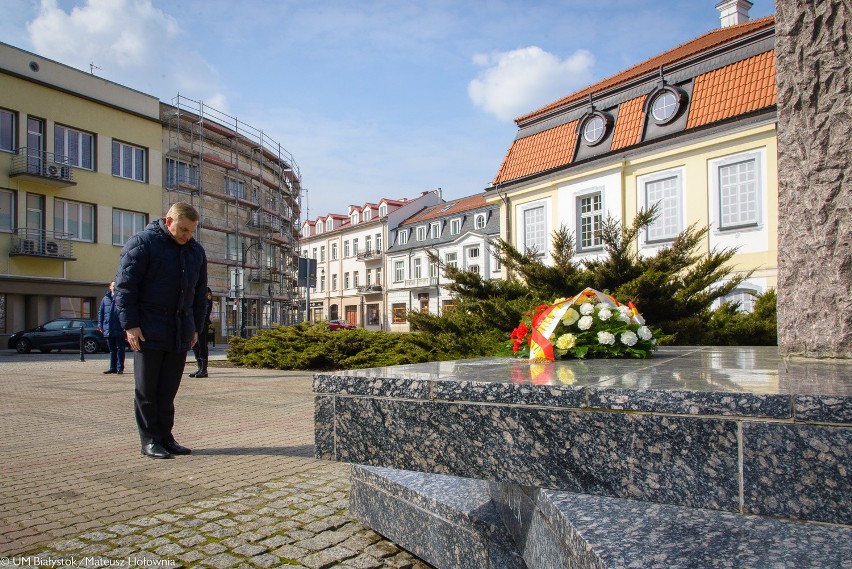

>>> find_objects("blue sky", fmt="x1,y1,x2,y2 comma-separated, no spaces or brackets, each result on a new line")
2,0,775,220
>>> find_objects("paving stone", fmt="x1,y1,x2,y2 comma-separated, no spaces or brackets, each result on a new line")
51,538,87,551
177,550,207,564
342,554,384,569
272,544,309,560
197,510,229,520
106,524,140,536
232,543,267,557
79,543,111,555
304,515,349,533
204,552,242,569
301,545,357,569
175,518,206,529
78,531,117,541
140,537,172,550
247,553,281,568
178,534,208,547
200,542,228,555
173,507,203,516
259,534,294,548
154,543,185,556
145,523,177,537
131,517,161,527
295,530,350,551
155,513,185,523
363,542,400,559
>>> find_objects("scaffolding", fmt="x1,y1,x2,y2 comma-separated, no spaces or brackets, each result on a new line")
161,94,302,338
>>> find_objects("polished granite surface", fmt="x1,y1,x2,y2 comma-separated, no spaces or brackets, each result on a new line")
315,347,852,419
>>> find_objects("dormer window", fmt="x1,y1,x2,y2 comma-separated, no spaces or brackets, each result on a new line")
379,204,388,216
474,213,486,229
351,212,360,224
646,85,687,125
580,111,612,146
364,209,372,221
316,221,323,234
398,229,408,245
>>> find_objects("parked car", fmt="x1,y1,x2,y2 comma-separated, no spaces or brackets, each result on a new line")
7,318,108,354
327,319,356,331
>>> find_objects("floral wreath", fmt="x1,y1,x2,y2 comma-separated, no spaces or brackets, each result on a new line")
504,288,656,361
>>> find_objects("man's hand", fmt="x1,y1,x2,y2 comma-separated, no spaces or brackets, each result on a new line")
126,327,145,351
190,332,198,348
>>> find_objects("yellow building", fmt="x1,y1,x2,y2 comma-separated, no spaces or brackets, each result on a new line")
1,42,163,341
488,13,778,310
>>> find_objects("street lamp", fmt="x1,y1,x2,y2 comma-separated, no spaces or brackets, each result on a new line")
241,240,262,338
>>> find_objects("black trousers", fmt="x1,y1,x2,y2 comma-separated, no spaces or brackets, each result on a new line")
134,348,187,446
192,324,209,361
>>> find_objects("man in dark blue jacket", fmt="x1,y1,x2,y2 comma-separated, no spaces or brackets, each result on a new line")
97,281,125,374
115,202,208,459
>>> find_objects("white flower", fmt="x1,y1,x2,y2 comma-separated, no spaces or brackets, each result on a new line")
555,333,576,350
618,313,631,324
562,308,580,326
597,331,616,345
597,307,613,321
618,305,632,317
579,302,595,315
637,326,653,341
578,315,594,330
620,331,638,346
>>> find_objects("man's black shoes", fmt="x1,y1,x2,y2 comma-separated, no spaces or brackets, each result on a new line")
163,440,192,455
103,369,117,374
141,443,173,459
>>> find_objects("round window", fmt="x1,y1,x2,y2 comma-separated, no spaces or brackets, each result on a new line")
582,115,606,145
651,90,680,123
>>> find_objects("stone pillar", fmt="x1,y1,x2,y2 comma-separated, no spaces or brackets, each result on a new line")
775,0,851,358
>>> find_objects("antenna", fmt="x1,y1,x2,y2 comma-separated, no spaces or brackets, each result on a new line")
90,62,102,75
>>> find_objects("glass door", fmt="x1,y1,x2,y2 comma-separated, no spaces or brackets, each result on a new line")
26,193,45,252
27,117,45,175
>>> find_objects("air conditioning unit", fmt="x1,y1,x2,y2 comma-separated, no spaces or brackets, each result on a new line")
45,241,60,256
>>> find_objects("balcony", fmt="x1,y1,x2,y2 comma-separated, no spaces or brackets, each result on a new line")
356,249,384,262
387,277,439,290
251,212,281,231
9,229,76,260
356,284,384,295
248,268,283,283
9,148,76,187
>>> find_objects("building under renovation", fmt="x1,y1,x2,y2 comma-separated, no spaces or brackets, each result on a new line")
161,95,302,338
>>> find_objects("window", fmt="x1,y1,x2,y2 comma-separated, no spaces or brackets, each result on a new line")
442,299,456,313
331,242,338,260
312,248,317,259
644,174,682,242
469,248,480,259
523,205,546,255
718,158,759,229
429,260,438,278
398,230,408,245
365,235,372,253
469,265,480,274
302,225,311,237
416,226,426,241
392,303,407,324
376,268,382,284
394,260,405,282
353,271,360,287
1,108,15,152
363,209,372,221
165,158,198,188
320,246,326,262
450,218,461,235
376,233,382,251
649,88,685,124
721,288,757,313
582,114,606,145
54,125,94,170
319,275,326,292
366,269,372,286
316,221,323,234
343,240,350,257
353,238,359,255
413,258,422,279
445,252,457,268
1,189,14,231
332,274,338,291
474,214,486,230
344,272,350,289
577,192,603,251
379,204,388,216
430,222,441,239
225,177,245,199
54,199,94,242
112,208,147,245
351,211,360,224
111,140,146,182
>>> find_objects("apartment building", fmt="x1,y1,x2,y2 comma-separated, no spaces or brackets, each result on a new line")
161,96,302,339
489,3,778,311
1,41,163,342
299,190,444,329
386,194,501,332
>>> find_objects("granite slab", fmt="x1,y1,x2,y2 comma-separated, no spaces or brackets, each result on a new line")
350,465,526,569
315,347,852,523
490,481,852,569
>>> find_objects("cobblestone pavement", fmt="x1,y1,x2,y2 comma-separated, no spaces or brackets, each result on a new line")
0,348,433,568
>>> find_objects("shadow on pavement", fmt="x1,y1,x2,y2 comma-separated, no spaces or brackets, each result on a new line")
192,444,315,457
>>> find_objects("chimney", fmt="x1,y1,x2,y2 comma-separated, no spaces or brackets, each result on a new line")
715,0,753,27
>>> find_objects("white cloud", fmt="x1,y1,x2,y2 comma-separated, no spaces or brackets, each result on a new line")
468,46,596,122
26,0,226,106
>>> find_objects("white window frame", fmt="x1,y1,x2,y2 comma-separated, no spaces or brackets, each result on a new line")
365,235,372,253
710,150,763,231
416,226,427,241
430,221,441,239
576,190,604,252
54,125,94,170
111,140,146,182
375,233,382,251
1,108,16,153
55,198,95,242
353,238,359,255
474,213,486,230
225,177,245,199
520,203,547,257
165,158,198,188
331,242,338,260
639,168,684,244
413,257,422,279
450,218,462,235
112,208,147,246
320,245,326,262
394,260,405,282
398,229,408,245
316,221,324,234
445,251,458,268
343,240,350,257
379,204,388,216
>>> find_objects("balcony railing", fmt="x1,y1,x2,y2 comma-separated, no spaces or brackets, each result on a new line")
9,148,76,186
9,228,76,260
357,284,383,294
356,249,383,261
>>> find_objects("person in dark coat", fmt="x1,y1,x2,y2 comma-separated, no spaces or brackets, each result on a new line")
97,281,125,374
114,202,208,459
189,287,213,378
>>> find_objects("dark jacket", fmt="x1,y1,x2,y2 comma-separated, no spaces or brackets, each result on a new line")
114,219,208,352
97,290,123,338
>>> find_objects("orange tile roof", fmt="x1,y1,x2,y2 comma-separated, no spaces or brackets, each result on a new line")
515,16,774,124
610,96,646,151
401,195,488,225
687,50,776,128
493,120,578,185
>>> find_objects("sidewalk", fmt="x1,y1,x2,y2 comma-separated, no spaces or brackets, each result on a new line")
0,348,432,568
